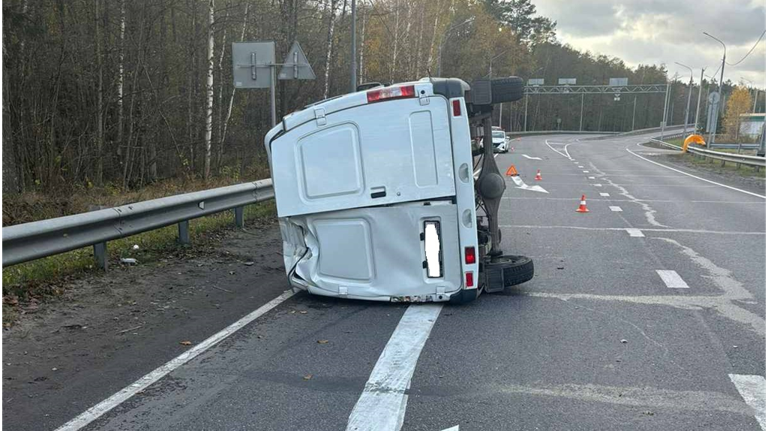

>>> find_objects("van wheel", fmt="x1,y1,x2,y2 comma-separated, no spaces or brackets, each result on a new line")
491,77,524,103
502,255,534,287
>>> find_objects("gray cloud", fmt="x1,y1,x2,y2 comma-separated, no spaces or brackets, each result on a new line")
535,0,766,86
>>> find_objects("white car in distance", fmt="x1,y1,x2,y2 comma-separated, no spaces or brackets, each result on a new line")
492,129,509,153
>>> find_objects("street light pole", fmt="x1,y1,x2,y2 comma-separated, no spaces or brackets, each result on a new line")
488,50,508,127
694,68,705,132
350,0,356,92
675,62,694,135
437,17,474,77
703,32,726,147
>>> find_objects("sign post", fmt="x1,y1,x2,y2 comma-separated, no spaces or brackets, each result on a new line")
232,41,315,127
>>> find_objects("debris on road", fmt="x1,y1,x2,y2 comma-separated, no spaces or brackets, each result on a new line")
180,341,193,346
132,244,140,250
303,374,313,380
317,340,329,344
620,339,628,344
244,261,255,266
120,258,138,265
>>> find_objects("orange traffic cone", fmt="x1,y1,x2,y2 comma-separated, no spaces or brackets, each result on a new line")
576,194,589,213
534,169,543,181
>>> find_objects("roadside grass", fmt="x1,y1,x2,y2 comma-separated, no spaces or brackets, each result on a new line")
2,201,276,326
666,153,766,179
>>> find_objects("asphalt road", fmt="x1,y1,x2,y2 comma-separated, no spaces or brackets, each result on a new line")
6,130,766,431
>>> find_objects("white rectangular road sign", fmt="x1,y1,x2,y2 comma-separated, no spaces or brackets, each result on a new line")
232,42,275,89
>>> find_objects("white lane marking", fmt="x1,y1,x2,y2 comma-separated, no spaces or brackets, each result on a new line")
583,170,589,173
626,228,645,237
656,270,689,288
627,147,766,199
544,139,572,159
347,305,442,431
510,175,549,193
729,374,766,430
441,427,460,431
589,162,667,228
578,165,584,168
563,144,573,159
609,206,623,212
55,290,297,431
498,224,765,236
522,154,542,160
600,193,610,197
588,176,595,179
593,184,603,187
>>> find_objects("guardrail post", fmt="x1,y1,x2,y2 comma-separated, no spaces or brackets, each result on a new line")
178,220,190,245
234,206,244,228
94,242,108,270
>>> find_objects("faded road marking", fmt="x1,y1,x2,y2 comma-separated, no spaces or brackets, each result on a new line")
347,304,442,431
729,374,766,430
626,228,645,237
599,193,610,197
522,154,542,160
609,206,623,212
656,270,689,288
544,139,572,159
55,290,297,431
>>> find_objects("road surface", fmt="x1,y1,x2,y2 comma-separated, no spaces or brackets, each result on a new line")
4,130,766,431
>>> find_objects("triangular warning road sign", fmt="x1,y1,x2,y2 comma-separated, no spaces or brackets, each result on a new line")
278,41,316,80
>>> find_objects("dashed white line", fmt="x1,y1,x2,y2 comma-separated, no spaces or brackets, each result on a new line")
55,290,297,431
626,228,645,237
522,154,542,160
609,206,623,212
656,270,689,288
347,304,443,431
600,193,610,197
583,170,590,173
588,176,595,179
729,374,766,430
578,165,584,168
593,184,603,187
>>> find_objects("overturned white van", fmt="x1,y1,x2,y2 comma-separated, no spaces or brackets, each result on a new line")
265,77,533,303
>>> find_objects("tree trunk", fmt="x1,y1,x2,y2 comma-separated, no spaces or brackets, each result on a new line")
323,0,338,99
220,3,249,173
390,0,400,83
2,20,19,194
203,0,214,181
116,0,125,161
95,0,104,186
359,7,366,84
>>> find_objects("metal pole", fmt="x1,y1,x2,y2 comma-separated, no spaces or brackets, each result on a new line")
676,62,694,135
350,0,357,93
499,103,503,128
694,68,705,132
661,82,670,140
523,93,528,132
437,18,473,77
631,96,637,131
753,89,759,113
270,65,277,126
579,93,584,131
704,32,726,148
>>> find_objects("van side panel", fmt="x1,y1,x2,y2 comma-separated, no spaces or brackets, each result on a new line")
271,97,455,217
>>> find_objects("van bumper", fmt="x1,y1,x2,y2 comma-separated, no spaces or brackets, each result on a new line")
449,288,479,304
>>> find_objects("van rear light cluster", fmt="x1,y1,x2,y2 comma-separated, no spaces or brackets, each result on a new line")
452,100,462,116
464,247,476,264
367,85,416,103
465,272,474,287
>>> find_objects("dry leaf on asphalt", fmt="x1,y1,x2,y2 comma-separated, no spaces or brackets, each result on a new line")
317,340,329,344
303,374,313,380
180,341,193,346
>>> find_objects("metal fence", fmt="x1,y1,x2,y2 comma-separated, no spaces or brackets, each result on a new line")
649,138,766,168
2,179,274,269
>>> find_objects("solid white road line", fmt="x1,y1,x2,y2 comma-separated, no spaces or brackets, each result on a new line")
588,176,595,179
627,147,766,199
656,270,689,288
346,304,443,431
599,193,610,197
729,374,766,430
498,225,766,236
593,184,603,187
626,228,645,237
522,154,542,160
55,290,297,431
544,139,572,159
609,206,623,212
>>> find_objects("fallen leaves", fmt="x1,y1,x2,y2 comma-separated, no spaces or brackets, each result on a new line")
317,340,329,344
303,374,313,380
180,340,193,346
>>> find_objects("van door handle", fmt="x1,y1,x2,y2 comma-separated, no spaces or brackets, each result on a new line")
370,186,386,199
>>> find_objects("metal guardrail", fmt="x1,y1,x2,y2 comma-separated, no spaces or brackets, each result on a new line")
648,139,766,168
506,130,618,137
2,179,274,269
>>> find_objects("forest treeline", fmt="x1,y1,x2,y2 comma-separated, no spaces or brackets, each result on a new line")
2,0,763,193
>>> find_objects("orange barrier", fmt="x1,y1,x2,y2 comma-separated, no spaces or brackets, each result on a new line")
682,134,706,152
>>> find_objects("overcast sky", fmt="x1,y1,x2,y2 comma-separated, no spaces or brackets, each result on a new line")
534,0,766,88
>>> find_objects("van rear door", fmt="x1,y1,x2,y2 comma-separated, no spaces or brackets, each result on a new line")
270,95,456,217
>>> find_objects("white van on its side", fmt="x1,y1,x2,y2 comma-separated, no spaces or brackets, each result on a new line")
265,77,533,303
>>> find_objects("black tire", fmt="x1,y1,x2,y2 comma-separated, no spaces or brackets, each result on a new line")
491,76,524,103
501,255,534,287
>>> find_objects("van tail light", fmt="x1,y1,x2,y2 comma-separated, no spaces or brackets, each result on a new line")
452,100,462,116
464,247,476,264
465,272,474,288
367,85,416,103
